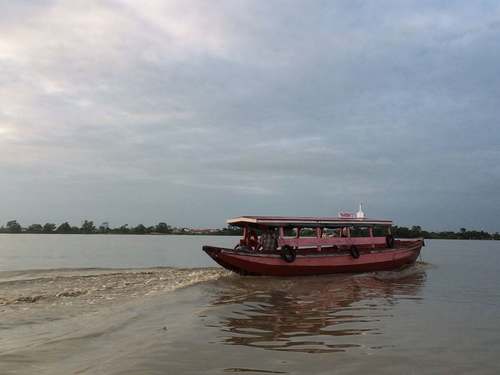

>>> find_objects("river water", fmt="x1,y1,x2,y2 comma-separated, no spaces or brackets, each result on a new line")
0,235,499,374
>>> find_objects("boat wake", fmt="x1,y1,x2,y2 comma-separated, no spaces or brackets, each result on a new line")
0,263,428,311
0,267,231,310
367,261,432,281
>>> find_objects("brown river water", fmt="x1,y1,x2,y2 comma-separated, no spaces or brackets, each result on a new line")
0,235,499,374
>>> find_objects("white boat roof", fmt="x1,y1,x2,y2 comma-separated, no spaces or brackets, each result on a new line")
227,216,393,227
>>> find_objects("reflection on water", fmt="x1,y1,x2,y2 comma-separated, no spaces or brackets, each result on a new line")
204,265,427,354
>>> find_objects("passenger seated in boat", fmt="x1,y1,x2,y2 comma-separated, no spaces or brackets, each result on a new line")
248,230,258,249
325,229,338,237
258,228,277,252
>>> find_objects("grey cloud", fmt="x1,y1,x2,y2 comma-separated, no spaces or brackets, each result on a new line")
1,1,500,230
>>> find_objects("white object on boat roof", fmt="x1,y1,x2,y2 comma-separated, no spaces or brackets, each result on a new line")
356,203,365,219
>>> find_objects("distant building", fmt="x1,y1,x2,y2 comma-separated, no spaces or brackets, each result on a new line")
190,228,218,234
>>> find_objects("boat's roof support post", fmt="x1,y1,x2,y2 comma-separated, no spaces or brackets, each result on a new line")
369,227,375,248
316,227,322,252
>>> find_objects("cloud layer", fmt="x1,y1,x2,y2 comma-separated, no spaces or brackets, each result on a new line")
1,1,500,230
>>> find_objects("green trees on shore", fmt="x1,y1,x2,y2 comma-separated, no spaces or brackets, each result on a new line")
0,220,242,235
391,225,500,240
0,220,177,235
0,220,498,239
6,220,22,233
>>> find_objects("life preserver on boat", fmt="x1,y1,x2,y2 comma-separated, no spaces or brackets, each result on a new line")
386,234,395,248
281,245,296,263
350,245,360,259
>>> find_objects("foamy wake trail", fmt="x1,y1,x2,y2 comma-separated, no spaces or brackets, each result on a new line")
350,261,431,282
0,267,231,308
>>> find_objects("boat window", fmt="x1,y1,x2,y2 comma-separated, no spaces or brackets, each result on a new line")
299,227,316,237
324,228,338,237
373,226,387,236
350,226,371,237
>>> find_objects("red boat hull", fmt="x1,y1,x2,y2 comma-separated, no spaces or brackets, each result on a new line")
202,240,423,276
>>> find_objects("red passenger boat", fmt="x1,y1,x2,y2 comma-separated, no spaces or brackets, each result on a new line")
202,212,424,276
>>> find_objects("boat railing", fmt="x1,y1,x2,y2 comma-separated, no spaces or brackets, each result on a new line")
278,236,387,248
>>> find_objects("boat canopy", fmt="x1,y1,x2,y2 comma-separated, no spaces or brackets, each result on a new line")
227,216,392,228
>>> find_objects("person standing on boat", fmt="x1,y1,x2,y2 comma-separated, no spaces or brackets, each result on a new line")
259,227,277,252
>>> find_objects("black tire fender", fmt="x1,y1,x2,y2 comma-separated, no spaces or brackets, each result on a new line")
281,245,296,263
386,235,395,248
350,245,360,259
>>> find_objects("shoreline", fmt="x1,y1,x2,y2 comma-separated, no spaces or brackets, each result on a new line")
0,232,498,240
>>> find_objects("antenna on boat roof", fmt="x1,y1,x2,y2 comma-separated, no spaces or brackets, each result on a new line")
356,203,365,219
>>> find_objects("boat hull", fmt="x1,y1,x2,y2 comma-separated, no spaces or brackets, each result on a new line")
202,240,423,276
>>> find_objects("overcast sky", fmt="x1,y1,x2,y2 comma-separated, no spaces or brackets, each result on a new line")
1,1,499,231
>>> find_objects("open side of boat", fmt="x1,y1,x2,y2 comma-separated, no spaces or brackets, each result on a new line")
202,214,424,276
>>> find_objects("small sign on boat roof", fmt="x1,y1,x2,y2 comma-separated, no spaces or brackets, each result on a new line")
227,216,393,227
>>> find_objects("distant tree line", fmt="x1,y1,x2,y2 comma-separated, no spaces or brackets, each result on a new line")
0,220,498,239
0,220,243,236
392,225,500,240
